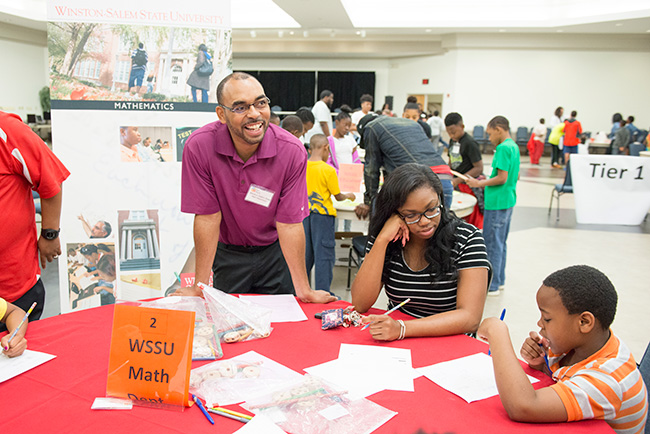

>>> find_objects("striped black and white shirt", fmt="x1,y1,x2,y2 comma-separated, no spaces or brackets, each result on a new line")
365,221,491,318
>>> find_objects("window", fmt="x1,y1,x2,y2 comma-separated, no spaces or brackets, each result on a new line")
115,61,130,83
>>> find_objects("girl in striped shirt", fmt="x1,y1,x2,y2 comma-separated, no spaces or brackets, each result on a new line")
351,163,491,341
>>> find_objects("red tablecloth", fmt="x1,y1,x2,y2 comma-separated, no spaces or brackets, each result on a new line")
1,301,613,434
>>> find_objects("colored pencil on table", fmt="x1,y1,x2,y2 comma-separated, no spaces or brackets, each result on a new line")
360,298,411,331
192,394,214,425
208,408,250,423
5,302,36,350
211,407,253,420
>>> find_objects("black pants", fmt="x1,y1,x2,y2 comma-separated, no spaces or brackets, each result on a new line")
0,279,45,333
212,240,294,295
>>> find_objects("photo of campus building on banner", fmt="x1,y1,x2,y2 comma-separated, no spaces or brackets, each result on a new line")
47,23,232,102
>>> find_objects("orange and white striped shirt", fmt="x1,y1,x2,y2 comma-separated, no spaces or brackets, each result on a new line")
549,332,648,434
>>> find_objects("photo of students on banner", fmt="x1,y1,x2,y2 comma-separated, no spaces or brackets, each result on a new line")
119,126,174,162
67,242,116,310
48,23,231,102
175,127,199,162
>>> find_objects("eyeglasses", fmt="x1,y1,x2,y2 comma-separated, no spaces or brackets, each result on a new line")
398,205,442,225
219,97,270,115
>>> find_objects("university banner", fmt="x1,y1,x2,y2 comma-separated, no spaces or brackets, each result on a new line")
570,155,650,225
47,0,232,313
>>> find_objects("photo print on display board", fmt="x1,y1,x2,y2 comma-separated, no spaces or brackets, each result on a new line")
67,242,116,310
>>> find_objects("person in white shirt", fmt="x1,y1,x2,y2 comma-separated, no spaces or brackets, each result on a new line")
529,118,547,165
351,94,373,137
427,110,444,149
329,112,360,168
304,90,334,143
137,136,160,162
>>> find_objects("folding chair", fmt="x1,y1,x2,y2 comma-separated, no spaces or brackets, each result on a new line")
548,162,573,221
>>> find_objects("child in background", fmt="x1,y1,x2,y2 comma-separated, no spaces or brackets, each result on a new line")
466,116,520,295
269,111,281,126
303,134,356,295
328,111,361,172
1,297,28,357
478,265,647,434
548,122,565,169
281,115,304,140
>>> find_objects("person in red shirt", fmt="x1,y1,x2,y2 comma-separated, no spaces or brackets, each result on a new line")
0,111,70,330
563,111,582,163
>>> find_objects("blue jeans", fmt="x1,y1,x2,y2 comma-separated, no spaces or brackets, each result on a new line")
483,207,514,291
303,213,336,294
191,87,209,103
128,68,145,88
441,179,453,210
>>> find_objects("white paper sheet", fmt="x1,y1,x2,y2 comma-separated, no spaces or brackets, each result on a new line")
238,295,308,323
233,414,287,434
304,344,421,398
416,352,539,403
0,349,56,383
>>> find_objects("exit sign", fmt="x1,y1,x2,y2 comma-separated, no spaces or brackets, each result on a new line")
422,79,429,85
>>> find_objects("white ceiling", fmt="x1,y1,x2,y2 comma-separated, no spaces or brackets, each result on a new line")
2,0,650,58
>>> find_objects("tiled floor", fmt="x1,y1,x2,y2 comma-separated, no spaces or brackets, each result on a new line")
40,153,650,360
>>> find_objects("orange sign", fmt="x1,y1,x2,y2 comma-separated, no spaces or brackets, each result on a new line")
338,163,364,192
106,304,195,407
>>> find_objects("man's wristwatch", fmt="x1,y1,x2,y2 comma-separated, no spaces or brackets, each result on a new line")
41,228,60,240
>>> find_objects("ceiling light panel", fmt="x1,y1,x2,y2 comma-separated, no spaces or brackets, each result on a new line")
232,0,300,28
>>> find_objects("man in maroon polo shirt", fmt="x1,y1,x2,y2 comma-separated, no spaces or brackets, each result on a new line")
176,72,336,303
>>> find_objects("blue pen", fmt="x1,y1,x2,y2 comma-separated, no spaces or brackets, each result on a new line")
488,308,506,356
192,394,214,425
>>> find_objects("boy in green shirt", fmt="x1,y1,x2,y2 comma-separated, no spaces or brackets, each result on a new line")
466,116,520,295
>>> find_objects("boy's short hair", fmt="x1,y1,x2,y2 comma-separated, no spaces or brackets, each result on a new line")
270,111,280,122
309,134,328,150
295,107,315,124
281,115,303,134
360,94,373,104
444,112,463,127
543,265,617,329
487,115,510,131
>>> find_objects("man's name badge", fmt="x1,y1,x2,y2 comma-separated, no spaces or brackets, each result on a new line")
245,184,275,208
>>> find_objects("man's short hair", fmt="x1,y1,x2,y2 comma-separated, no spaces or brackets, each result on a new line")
444,112,463,127
319,90,333,100
102,221,112,236
138,42,144,49
433,110,439,117
281,115,303,134
216,72,256,105
487,115,510,131
360,94,373,104
403,103,420,113
571,110,577,118
309,134,328,150
627,115,635,123
335,111,351,122
543,265,617,329
295,107,315,124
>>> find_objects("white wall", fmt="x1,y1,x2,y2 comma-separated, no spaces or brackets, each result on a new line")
0,39,48,121
233,57,390,111
387,48,650,134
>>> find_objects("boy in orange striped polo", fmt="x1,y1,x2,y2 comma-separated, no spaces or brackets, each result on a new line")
478,265,647,433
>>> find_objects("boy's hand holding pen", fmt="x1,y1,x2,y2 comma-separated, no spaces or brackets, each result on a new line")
521,331,551,373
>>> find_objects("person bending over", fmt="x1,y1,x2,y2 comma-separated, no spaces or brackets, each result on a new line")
478,265,647,434
351,163,491,341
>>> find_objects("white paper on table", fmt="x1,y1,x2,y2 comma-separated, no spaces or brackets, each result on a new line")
233,414,287,434
0,349,56,383
304,344,421,398
416,352,539,403
238,295,308,323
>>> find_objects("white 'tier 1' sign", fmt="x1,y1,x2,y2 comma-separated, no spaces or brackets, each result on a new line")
571,155,650,225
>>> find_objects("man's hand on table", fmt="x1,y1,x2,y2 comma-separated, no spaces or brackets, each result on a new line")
171,284,203,297
297,289,338,304
354,204,370,219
